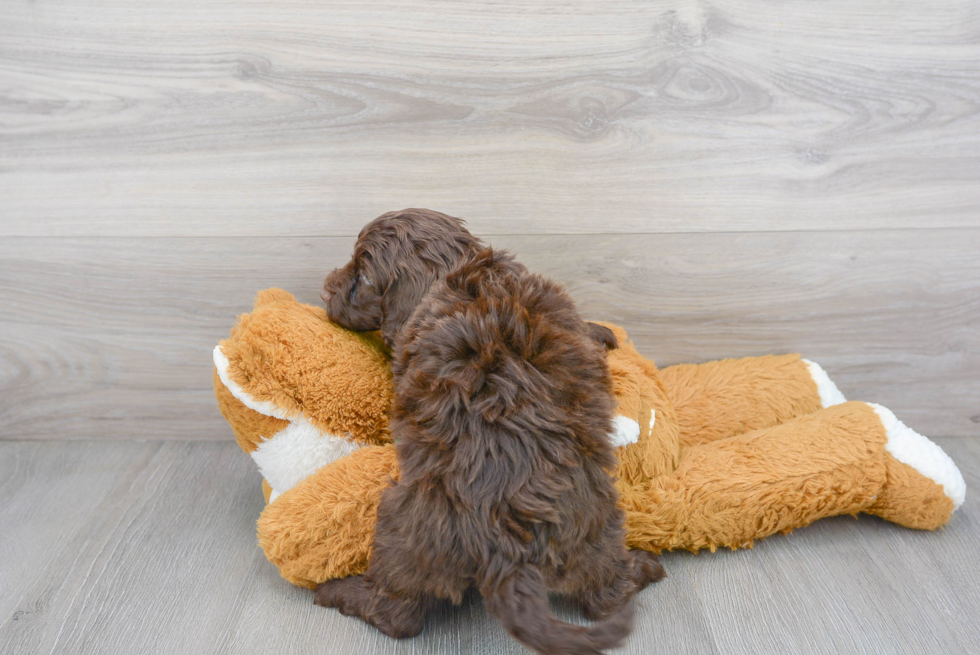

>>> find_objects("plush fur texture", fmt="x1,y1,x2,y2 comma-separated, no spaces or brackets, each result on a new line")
317,211,660,653
261,445,400,583
214,294,963,591
216,288,394,449
624,400,892,551
657,354,825,450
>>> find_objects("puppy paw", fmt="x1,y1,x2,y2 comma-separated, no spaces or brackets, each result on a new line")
314,575,372,617
630,549,666,590
315,575,425,639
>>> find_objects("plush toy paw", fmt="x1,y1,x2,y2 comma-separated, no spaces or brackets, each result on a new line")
864,403,966,529
257,445,398,588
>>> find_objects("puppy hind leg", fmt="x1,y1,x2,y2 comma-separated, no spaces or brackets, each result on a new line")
315,575,427,639
628,549,666,589
577,549,664,621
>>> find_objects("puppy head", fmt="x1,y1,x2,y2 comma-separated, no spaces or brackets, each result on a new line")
322,208,484,348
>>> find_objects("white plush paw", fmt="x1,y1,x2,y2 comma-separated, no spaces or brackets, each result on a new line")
803,359,847,407
869,403,967,510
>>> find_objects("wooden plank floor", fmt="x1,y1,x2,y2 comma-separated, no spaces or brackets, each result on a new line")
1,438,977,654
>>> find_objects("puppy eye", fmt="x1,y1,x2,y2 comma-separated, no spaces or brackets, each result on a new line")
359,274,373,289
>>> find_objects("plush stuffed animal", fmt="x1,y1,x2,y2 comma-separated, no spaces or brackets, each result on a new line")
214,289,966,590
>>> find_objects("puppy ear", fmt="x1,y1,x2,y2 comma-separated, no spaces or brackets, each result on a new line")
380,272,432,349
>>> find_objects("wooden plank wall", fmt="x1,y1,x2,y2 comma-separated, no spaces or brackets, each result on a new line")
2,0,979,440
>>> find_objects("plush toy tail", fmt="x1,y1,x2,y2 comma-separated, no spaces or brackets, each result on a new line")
482,564,633,655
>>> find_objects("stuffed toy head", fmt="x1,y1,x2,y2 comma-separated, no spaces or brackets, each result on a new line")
213,288,394,502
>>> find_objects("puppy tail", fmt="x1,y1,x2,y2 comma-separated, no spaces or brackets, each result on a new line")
482,564,634,655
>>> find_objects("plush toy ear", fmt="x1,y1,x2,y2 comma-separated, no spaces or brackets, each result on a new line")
254,288,296,308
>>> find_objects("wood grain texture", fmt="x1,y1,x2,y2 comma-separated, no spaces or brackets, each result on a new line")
0,441,151,629
2,0,979,236
1,438,977,654
2,229,978,440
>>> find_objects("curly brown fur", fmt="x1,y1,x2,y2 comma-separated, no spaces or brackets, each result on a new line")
319,210,658,654
322,208,616,351
322,208,485,349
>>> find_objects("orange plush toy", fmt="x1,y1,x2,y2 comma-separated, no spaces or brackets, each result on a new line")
214,289,965,589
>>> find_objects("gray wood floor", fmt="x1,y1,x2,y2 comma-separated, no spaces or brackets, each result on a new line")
1,437,977,655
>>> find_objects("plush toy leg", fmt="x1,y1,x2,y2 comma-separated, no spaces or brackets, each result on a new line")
659,354,844,448
620,401,965,553
864,403,965,528
256,445,397,589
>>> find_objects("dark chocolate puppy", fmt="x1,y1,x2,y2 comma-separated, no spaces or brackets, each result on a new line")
318,209,662,654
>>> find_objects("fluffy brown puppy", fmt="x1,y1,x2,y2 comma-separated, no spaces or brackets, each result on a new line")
321,208,619,351
321,209,484,349
318,209,662,654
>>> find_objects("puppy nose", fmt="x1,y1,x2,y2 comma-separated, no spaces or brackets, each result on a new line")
320,287,332,305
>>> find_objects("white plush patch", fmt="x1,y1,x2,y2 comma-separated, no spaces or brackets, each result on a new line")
802,359,847,407
214,343,363,503
609,415,640,448
648,409,656,431
213,345,293,421
252,417,363,502
869,403,966,510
